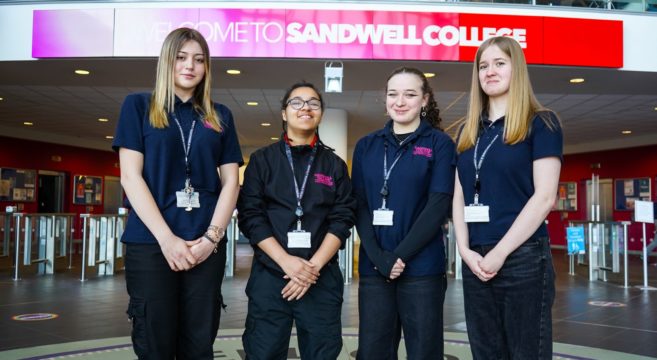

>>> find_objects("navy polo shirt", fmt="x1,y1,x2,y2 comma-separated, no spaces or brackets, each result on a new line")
456,111,563,247
112,93,243,244
353,120,455,276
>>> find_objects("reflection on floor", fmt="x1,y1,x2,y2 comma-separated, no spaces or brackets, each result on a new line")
1,245,657,359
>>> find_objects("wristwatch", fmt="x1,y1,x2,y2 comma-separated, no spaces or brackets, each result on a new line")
206,225,226,241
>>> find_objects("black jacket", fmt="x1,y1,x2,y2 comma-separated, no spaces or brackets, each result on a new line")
237,140,356,276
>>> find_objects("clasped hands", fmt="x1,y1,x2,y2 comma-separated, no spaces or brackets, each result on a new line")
462,247,506,282
279,255,323,301
160,234,219,272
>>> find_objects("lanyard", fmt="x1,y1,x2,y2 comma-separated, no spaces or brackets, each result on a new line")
380,141,406,209
171,112,196,190
472,132,499,204
284,143,317,230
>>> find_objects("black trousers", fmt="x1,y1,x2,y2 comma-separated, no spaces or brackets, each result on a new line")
463,237,555,360
242,260,344,360
125,241,227,360
357,274,447,360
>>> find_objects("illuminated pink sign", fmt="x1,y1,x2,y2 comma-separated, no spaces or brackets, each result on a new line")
33,9,114,57
32,8,623,67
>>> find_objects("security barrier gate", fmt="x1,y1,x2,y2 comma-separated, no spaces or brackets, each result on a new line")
11,213,76,280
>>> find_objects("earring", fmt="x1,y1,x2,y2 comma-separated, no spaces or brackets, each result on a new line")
421,107,427,118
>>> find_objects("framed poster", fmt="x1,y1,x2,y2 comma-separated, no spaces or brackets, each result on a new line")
614,177,651,211
0,167,37,202
72,175,103,205
555,182,577,211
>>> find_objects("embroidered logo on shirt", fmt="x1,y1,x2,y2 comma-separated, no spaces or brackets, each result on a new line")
413,146,433,158
314,173,334,187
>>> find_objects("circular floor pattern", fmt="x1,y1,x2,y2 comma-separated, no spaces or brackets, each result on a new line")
0,328,652,360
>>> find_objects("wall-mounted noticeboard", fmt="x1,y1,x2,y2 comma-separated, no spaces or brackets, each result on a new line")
72,175,103,205
0,167,37,202
614,177,651,211
555,182,577,211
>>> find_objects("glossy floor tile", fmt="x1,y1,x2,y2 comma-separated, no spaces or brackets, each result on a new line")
1,245,656,358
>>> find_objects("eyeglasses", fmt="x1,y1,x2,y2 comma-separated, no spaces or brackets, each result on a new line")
286,97,322,110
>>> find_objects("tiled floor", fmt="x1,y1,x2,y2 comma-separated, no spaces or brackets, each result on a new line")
1,245,657,358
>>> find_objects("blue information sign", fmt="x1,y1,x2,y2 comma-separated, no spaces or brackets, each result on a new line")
567,226,586,255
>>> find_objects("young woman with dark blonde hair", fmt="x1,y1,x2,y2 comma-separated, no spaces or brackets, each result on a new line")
113,27,242,359
453,36,563,359
353,67,455,359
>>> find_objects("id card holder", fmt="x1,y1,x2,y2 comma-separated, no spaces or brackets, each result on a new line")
373,209,394,226
176,191,200,209
288,230,311,248
464,204,490,223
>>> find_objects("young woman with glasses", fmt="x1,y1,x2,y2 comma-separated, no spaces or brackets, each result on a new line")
453,36,562,359
237,82,356,359
112,28,242,359
352,67,455,359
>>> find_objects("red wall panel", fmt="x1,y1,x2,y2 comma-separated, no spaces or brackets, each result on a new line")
548,145,657,251
0,136,120,237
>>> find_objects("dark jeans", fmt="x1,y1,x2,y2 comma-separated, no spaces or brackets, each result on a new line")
463,236,555,360
125,241,227,360
242,260,344,360
357,274,447,360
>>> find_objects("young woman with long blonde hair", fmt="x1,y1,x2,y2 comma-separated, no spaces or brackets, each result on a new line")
453,36,563,359
113,28,242,359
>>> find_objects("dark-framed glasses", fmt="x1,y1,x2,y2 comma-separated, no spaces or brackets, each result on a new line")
287,97,322,110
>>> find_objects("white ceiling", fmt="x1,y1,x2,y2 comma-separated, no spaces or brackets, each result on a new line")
1,58,657,159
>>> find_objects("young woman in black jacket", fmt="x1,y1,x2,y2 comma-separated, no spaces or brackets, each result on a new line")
237,82,356,360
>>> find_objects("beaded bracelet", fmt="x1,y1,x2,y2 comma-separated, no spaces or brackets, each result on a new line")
202,233,219,253
203,225,225,254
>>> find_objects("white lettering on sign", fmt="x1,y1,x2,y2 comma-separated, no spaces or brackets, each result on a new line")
424,26,527,48
150,21,527,48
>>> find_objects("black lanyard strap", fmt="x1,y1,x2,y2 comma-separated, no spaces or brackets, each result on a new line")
472,133,499,202
380,142,407,207
284,143,317,219
172,113,196,178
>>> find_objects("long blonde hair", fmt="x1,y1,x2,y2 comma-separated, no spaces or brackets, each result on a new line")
149,27,222,132
457,36,557,153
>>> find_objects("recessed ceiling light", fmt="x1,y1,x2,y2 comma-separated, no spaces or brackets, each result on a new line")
270,137,279,141
98,118,109,122
261,122,271,127
654,106,657,111
621,130,632,135
569,78,584,84
23,121,33,126
247,102,258,106
105,135,114,139
75,69,90,75
424,72,436,78
0,97,4,101
226,69,241,75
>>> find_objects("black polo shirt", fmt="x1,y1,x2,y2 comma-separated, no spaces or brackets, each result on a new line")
353,120,455,276
112,93,243,244
456,111,563,247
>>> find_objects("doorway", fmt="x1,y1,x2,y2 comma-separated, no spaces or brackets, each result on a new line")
103,176,123,214
37,171,65,213
586,178,613,222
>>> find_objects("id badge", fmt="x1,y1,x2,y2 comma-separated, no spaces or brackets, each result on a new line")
176,191,200,209
288,230,311,248
372,209,394,226
464,205,490,223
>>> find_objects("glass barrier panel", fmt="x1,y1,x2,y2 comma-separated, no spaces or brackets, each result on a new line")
647,0,657,11
612,0,648,11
